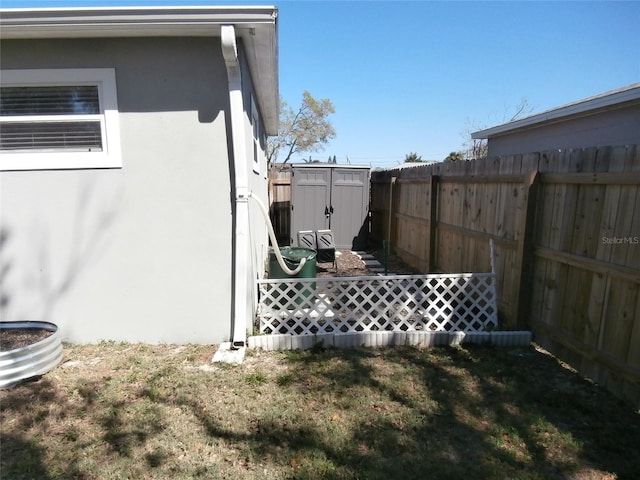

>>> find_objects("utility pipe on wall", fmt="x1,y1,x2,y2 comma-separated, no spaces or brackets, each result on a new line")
222,25,250,349
222,25,300,348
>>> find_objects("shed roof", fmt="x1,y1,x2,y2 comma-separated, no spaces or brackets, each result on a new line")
290,163,370,169
0,5,279,134
472,83,640,140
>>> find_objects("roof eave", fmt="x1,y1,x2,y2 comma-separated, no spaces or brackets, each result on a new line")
0,6,278,38
0,6,280,134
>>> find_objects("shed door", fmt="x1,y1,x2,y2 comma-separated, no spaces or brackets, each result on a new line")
290,167,331,244
330,168,369,249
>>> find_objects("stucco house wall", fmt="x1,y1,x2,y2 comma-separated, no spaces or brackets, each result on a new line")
240,42,270,290
0,28,271,344
238,41,271,335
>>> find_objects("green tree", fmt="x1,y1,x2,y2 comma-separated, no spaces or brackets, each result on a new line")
444,151,465,162
404,152,423,163
267,91,336,164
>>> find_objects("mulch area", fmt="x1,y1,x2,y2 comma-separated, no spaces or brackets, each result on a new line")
316,249,419,278
0,329,52,352
316,250,369,277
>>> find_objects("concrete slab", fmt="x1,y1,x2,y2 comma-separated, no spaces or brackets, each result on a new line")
212,342,246,364
362,259,381,266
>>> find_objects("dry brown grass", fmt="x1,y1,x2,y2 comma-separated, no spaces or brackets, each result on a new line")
1,342,638,479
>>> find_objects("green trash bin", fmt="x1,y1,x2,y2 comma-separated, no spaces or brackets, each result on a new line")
268,247,317,279
268,247,316,308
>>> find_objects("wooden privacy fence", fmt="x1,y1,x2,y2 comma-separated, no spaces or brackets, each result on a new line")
268,164,292,245
370,145,640,407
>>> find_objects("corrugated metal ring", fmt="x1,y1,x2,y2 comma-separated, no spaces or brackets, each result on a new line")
0,321,63,389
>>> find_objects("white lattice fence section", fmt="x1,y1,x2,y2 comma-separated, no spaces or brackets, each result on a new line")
257,273,498,335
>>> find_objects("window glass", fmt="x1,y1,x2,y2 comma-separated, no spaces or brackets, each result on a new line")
0,86,100,116
0,68,121,170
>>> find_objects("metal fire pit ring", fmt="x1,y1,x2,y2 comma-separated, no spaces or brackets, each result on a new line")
0,321,63,389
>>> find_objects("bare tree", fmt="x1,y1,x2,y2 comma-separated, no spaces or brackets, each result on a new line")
267,91,336,164
461,98,533,160
506,97,533,122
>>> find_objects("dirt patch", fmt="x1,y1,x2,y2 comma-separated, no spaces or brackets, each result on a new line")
370,248,421,274
0,328,52,352
316,250,371,277
316,249,420,278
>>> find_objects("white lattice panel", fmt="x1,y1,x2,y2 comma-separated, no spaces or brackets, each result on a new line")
257,274,498,335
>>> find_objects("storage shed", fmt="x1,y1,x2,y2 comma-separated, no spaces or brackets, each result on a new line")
290,164,370,250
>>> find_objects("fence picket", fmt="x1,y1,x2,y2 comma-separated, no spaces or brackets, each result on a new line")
367,144,640,407
270,145,640,406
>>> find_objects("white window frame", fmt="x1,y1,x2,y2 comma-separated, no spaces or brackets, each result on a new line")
0,68,122,171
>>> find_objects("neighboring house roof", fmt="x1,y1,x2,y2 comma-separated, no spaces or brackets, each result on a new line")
394,161,438,169
0,5,279,134
472,83,640,139
290,163,370,169
374,161,438,171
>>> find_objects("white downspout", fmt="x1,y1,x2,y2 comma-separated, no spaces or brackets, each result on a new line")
222,25,249,349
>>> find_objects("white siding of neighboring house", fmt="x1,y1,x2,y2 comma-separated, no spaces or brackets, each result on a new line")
486,102,640,157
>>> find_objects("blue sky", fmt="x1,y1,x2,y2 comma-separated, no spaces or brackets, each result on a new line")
2,0,639,168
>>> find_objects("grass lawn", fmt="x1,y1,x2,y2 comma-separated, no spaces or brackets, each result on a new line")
1,342,638,479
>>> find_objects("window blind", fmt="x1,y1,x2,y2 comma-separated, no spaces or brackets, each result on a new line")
0,85,103,152
0,86,100,116
0,121,103,151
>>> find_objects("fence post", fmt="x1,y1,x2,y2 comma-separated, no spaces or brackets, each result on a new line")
387,176,397,251
515,169,540,329
428,175,439,272
490,238,496,274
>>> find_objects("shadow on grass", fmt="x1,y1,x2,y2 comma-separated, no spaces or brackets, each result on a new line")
0,378,89,479
0,374,170,478
0,433,53,480
1,344,638,479
173,345,639,479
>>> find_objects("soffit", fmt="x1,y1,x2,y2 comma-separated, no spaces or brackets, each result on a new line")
0,6,279,134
